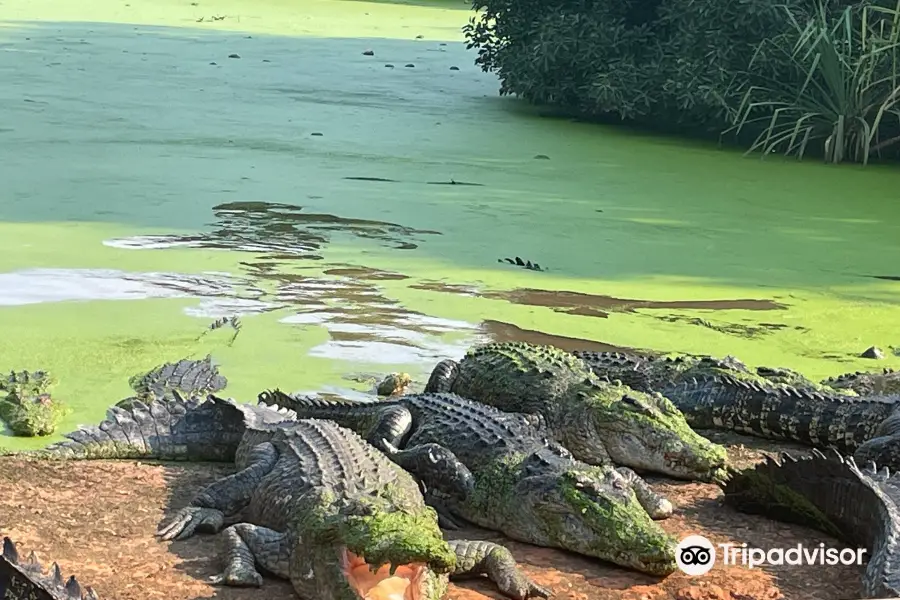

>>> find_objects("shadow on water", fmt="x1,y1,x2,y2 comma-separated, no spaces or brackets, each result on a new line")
105,201,442,259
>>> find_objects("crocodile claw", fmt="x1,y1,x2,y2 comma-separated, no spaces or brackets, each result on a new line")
157,506,225,541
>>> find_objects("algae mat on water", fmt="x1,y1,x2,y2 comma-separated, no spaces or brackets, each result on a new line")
1,0,900,451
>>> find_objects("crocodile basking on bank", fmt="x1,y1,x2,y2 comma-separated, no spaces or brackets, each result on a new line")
0,370,67,437
115,355,227,409
423,342,728,483
261,389,679,576
1,536,98,599
723,450,900,598
14,395,548,600
571,349,900,464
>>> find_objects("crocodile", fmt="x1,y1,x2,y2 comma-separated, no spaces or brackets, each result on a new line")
823,367,900,396
572,349,900,461
722,449,900,598
0,370,68,437
423,342,728,483
17,395,548,600
115,355,227,410
260,389,679,576
1,536,98,600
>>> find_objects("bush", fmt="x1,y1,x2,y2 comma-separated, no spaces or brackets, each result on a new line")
728,0,900,163
464,0,900,161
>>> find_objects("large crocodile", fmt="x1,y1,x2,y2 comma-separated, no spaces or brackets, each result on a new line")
116,355,227,409
16,395,548,600
0,370,67,437
423,342,728,483
260,389,679,576
0,536,98,600
823,367,900,396
722,450,900,598
572,349,900,462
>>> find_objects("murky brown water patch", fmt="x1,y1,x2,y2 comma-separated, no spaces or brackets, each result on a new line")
409,281,480,295
409,280,786,318
653,314,807,339
323,265,410,280
485,288,787,318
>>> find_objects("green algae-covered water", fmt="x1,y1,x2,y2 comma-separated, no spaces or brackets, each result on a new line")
2,0,900,449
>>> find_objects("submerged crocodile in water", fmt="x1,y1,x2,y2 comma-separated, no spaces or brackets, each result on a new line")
572,349,900,464
261,389,679,576
0,536,98,600
115,355,227,410
424,342,727,483
723,450,900,598
0,371,67,437
14,395,547,600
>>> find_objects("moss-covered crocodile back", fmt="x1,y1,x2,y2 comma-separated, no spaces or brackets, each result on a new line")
451,342,606,416
128,355,227,401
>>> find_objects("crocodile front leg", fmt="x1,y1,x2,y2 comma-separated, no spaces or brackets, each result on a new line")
382,440,476,501
157,442,278,541
616,467,673,519
449,540,550,600
425,359,460,393
212,523,290,587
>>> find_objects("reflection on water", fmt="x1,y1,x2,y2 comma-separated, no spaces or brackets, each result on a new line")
41,199,751,375
104,201,442,259
0,268,264,306
267,269,480,365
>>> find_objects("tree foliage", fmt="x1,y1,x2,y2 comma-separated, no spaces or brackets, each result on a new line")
464,0,900,161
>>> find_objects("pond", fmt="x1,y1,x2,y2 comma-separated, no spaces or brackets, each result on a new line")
1,0,900,449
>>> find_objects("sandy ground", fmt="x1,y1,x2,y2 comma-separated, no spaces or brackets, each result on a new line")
0,433,866,600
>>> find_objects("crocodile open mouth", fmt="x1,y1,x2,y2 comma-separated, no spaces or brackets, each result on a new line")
341,548,427,600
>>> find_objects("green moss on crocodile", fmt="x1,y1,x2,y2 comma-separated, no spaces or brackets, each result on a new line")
558,468,676,565
0,397,68,436
0,370,68,436
466,448,677,575
467,452,526,516
431,342,730,484
725,467,842,539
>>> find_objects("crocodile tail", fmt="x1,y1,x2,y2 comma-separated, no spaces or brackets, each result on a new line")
30,394,249,462
1,536,99,599
424,360,459,394
667,375,894,453
257,389,390,432
723,449,900,598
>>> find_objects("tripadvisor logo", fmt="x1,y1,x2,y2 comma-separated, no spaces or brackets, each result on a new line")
676,535,867,575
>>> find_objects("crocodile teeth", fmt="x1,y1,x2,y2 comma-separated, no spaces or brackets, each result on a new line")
389,562,399,576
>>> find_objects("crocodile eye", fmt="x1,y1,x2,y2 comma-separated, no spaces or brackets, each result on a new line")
621,395,653,414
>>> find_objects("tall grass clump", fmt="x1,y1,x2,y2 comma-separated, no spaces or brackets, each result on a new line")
728,0,900,163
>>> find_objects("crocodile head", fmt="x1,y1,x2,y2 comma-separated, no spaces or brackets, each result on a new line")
475,447,677,576
295,494,455,600
578,383,728,483
0,370,66,437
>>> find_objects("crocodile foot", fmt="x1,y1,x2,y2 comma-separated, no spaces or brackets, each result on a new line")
617,467,674,519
